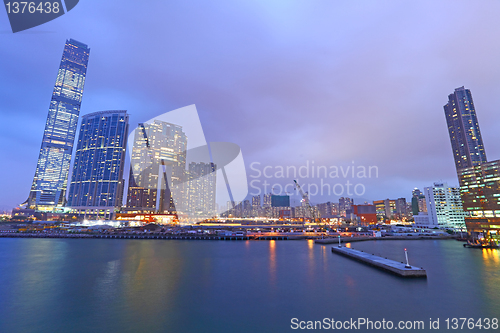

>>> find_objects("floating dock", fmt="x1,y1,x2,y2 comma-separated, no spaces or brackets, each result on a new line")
331,246,427,278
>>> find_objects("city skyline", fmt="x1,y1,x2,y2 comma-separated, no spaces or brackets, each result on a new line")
3,1,500,210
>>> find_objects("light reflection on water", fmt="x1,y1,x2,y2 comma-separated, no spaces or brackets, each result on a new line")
0,238,498,333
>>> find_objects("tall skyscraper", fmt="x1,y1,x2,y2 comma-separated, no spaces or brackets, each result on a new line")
26,39,90,211
127,120,187,213
443,87,499,244
444,86,487,171
67,111,129,219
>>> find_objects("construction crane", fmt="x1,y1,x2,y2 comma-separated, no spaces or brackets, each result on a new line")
293,180,317,222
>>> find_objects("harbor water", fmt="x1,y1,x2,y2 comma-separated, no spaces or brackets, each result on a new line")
0,238,498,332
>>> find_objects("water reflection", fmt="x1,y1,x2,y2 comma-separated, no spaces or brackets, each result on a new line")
482,249,500,265
269,240,276,284
1,239,499,333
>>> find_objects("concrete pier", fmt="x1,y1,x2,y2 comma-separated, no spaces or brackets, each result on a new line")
331,246,427,278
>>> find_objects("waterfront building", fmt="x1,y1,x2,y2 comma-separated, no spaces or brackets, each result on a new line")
373,199,398,220
186,162,216,218
26,39,90,211
443,87,500,243
292,205,318,219
263,193,272,208
444,86,487,171
331,202,339,216
126,121,187,213
67,111,129,219
243,200,251,217
352,204,377,225
413,212,434,228
373,200,386,220
271,195,290,207
423,182,466,229
251,195,261,217
317,202,334,217
418,196,427,213
395,198,407,219
411,188,424,215
252,195,260,207
457,160,500,242
339,197,353,217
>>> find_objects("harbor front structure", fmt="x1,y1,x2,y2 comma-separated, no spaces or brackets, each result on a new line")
457,160,500,243
444,86,487,171
423,182,466,230
26,39,90,211
186,162,217,219
67,111,129,220
126,121,187,214
443,87,499,244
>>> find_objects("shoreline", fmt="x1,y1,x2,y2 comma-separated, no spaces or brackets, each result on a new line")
315,235,457,244
0,232,458,242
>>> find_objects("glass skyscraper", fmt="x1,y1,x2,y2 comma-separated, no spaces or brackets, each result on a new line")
444,86,487,171
444,87,500,245
27,39,90,211
127,121,187,213
67,111,129,219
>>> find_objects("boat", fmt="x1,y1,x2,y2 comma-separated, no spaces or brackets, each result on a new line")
463,240,499,249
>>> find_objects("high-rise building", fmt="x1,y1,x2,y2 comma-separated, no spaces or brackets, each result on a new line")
339,197,353,217
67,111,129,219
395,198,407,219
458,161,500,242
443,88,500,244
263,193,272,208
26,39,90,211
186,162,216,218
444,86,487,171
331,202,339,216
271,195,290,207
251,195,261,207
251,195,261,217
126,120,187,213
317,202,333,217
424,182,466,229
411,188,424,215
373,200,386,220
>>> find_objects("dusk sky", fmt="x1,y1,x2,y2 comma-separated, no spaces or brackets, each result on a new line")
2,0,500,211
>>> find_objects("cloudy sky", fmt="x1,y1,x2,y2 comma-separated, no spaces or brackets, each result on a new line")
2,0,500,211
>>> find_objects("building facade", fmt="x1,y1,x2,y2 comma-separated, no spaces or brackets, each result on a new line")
126,121,187,213
458,160,500,243
67,111,129,219
186,162,216,218
444,86,487,171
27,39,90,211
423,182,466,229
339,197,353,217
443,87,499,244
352,204,377,225
271,195,290,207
